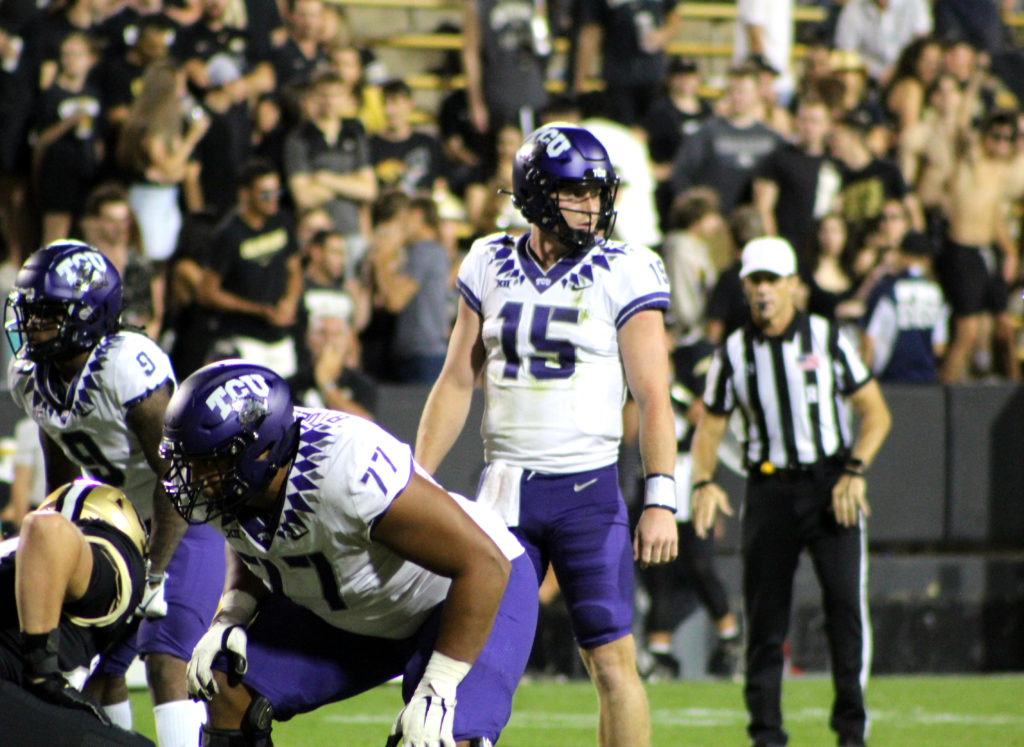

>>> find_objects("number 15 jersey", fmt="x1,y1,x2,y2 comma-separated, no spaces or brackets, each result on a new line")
458,232,670,473
8,331,175,521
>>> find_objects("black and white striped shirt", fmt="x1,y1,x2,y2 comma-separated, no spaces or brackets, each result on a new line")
703,311,871,470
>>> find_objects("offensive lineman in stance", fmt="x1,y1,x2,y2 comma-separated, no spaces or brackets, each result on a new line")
6,241,224,746
415,123,679,746
160,360,537,746
0,480,150,745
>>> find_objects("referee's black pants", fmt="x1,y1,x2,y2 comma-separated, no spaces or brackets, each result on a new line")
741,462,870,746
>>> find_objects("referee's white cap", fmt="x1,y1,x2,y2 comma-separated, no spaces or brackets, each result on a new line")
739,236,797,278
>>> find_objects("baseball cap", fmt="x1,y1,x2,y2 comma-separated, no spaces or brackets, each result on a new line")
740,237,798,278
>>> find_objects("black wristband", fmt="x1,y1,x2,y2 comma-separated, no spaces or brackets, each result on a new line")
843,468,866,478
691,479,714,491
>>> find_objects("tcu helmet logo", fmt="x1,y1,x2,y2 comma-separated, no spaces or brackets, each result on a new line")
54,250,108,290
535,127,572,157
205,374,271,419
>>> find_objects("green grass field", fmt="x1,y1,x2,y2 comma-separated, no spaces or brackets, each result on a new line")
127,674,1024,746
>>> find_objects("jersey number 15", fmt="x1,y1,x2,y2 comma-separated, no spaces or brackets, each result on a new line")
498,302,580,380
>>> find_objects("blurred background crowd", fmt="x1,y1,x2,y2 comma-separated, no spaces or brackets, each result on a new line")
0,0,1023,413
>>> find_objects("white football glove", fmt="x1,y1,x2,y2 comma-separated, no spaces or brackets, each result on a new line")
137,571,168,619
187,622,248,701
388,652,471,747
186,590,258,702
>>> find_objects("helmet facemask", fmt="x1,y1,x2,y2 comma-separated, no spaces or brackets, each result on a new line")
546,177,619,253
5,242,122,363
5,295,87,362
512,124,620,253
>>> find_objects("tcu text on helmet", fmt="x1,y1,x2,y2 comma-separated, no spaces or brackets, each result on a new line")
54,251,107,289
205,374,271,419
535,128,572,157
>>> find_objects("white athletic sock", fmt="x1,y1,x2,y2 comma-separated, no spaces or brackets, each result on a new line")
103,700,133,730
154,699,206,747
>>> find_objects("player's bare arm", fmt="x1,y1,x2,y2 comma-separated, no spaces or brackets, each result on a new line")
371,471,509,664
222,546,270,604
39,429,84,493
127,381,187,577
414,295,485,473
619,309,679,566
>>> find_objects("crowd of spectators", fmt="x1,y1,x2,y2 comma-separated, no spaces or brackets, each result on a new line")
0,0,1022,411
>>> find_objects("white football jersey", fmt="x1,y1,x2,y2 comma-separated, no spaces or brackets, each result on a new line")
458,232,670,473
8,332,175,520
223,408,523,639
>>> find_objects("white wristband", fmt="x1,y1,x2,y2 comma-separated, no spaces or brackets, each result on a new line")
644,473,677,513
215,589,258,627
419,651,472,699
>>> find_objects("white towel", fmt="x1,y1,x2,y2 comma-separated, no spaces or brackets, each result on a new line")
477,460,524,527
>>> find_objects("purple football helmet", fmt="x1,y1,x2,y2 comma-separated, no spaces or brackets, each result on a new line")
512,123,619,252
5,240,123,362
161,360,300,524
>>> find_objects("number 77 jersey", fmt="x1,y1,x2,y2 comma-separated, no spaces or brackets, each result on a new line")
458,232,670,473
8,330,175,521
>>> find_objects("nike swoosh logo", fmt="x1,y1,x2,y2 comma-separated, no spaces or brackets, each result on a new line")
573,478,598,492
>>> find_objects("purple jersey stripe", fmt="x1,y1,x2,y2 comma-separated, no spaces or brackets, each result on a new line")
615,292,670,328
457,279,482,314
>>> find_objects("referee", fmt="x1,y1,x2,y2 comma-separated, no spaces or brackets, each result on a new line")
690,237,891,747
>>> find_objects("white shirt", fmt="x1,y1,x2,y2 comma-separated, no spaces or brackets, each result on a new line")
459,232,670,473
8,332,175,520
733,0,795,101
223,408,523,639
834,0,933,81
580,118,662,248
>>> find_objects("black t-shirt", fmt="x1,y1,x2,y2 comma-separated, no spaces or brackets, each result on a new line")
705,264,748,340
283,118,371,235
800,266,858,320
21,12,89,74
93,9,179,59
642,94,712,164
755,143,838,256
209,211,300,341
370,131,445,193
579,0,678,86
270,37,328,90
100,56,144,112
173,17,270,83
31,81,104,158
838,157,908,239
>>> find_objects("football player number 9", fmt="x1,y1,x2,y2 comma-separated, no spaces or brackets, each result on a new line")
498,302,580,380
59,431,126,486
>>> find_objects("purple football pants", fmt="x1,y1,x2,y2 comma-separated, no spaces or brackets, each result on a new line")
507,462,635,650
97,523,225,674
230,554,538,742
